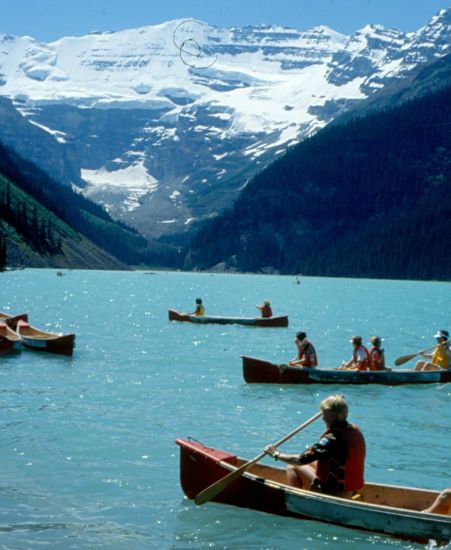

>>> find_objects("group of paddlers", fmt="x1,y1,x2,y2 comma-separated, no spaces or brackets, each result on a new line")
185,298,451,517
288,332,388,371
288,329,451,371
191,297,451,372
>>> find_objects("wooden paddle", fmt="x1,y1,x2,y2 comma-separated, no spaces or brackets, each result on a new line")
394,345,439,366
194,410,323,505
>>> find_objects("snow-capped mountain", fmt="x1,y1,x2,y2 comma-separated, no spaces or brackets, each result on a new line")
0,9,450,238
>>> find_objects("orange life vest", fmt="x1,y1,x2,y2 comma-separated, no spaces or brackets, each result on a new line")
315,423,366,492
261,304,272,318
352,345,370,371
298,342,318,367
369,346,385,370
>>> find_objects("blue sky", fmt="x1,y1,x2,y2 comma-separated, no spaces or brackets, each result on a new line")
0,0,449,42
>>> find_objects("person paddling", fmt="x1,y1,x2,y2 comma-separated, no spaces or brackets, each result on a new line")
265,395,366,498
256,299,272,318
414,330,451,371
190,298,205,316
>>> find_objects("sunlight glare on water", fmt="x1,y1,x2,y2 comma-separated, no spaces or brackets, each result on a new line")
0,269,449,549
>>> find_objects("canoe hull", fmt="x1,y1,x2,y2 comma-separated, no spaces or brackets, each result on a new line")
242,356,451,385
0,323,22,352
19,334,75,356
168,309,288,327
0,338,15,355
176,438,451,543
16,321,75,356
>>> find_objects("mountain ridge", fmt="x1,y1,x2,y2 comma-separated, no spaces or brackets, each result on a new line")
183,70,451,281
0,9,449,239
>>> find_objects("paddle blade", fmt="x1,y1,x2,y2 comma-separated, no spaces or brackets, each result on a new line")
394,353,419,366
194,456,261,505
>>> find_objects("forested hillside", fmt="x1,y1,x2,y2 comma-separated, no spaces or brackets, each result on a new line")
0,140,149,269
184,83,451,280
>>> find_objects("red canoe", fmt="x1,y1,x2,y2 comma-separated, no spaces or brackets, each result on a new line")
176,438,450,544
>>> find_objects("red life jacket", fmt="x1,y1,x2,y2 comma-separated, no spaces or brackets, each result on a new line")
315,423,366,492
261,304,272,318
369,347,385,370
298,342,318,367
352,345,370,371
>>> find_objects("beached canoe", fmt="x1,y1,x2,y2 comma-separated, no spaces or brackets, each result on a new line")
16,320,75,356
176,438,451,544
242,356,451,385
0,311,28,327
168,309,288,327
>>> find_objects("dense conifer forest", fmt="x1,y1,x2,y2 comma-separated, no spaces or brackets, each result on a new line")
184,83,451,280
0,141,149,266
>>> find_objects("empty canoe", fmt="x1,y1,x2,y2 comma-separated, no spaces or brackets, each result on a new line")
16,320,75,356
0,311,28,327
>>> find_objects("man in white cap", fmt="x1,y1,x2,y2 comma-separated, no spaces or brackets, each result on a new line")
415,330,451,371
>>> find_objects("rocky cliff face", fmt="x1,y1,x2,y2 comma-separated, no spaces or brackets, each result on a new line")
0,10,450,238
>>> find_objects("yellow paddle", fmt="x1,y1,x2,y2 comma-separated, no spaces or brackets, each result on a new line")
194,410,323,505
394,345,439,366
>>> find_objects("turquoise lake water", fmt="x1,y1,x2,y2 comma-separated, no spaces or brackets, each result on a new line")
0,269,450,549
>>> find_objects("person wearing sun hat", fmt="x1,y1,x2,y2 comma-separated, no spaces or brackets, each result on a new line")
414,330,451,371
338,335,370,370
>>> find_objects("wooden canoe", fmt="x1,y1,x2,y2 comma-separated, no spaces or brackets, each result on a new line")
176,438,451,544
0,320,22,353
16,320,75,356
168,309,288,327
242,356,451,385
0,311,28,328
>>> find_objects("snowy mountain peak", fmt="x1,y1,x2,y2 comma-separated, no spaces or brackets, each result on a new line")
0,9,450,238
